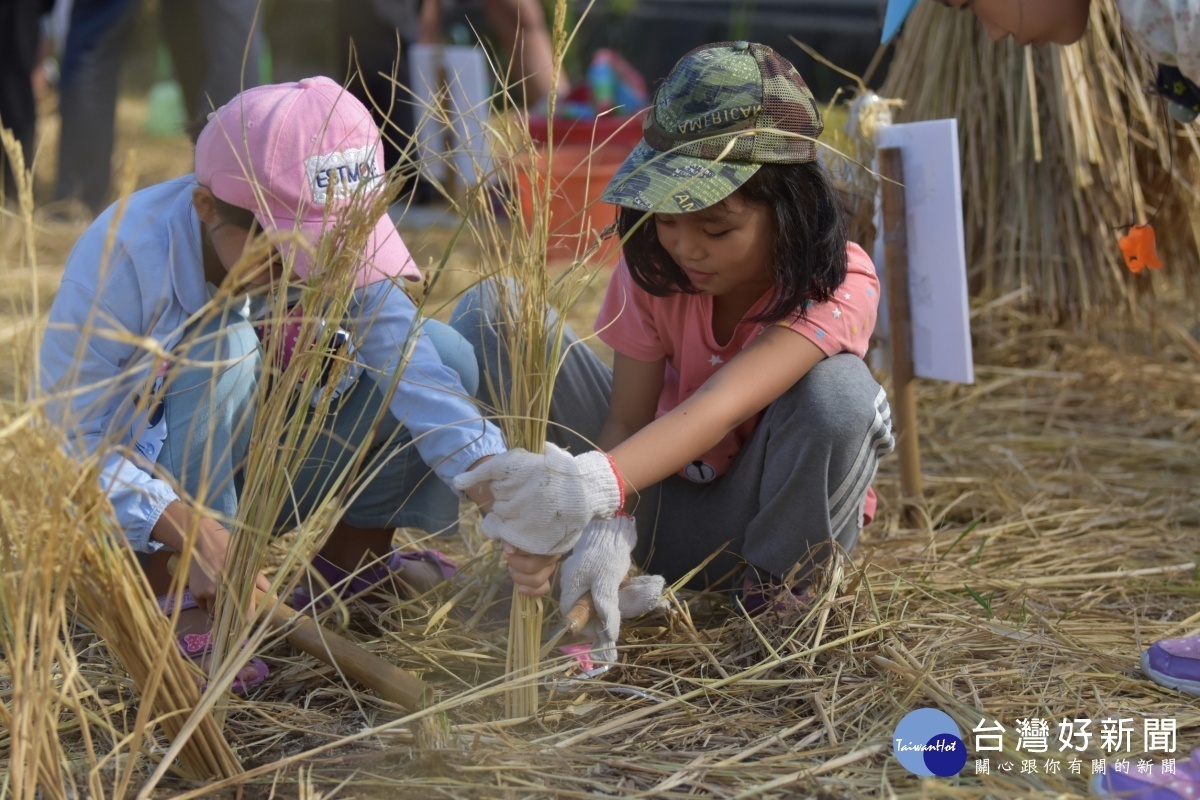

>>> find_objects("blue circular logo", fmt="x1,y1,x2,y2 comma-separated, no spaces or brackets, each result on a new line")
893,708,967,777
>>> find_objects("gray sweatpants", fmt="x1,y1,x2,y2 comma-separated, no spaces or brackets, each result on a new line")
450,284,895,590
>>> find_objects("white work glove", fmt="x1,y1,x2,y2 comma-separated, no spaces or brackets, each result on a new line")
452,443,623,555
559,517,666,666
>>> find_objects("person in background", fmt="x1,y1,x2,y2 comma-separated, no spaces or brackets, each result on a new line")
337,0,568,203
0,0,55,200
54,0,265,215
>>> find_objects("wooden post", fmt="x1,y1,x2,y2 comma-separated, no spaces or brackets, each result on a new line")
878,147,924,519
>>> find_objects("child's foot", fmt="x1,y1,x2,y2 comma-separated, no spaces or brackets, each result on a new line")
1092,748,1200,798
293,549,458,613
157,589,270,694
736,574,811,617
1142,633,1200,697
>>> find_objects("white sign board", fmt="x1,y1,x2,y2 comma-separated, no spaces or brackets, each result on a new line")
873,119,974,384
409,44,493,188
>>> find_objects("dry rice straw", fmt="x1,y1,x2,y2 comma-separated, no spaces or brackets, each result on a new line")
878,0,1200,321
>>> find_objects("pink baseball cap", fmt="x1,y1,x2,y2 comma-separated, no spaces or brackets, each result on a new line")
194,76,421,287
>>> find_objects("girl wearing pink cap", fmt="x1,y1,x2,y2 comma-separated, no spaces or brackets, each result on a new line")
38,77,513,692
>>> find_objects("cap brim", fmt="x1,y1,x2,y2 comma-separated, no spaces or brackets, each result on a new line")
882,0,920,43
600,140,761,214
264,211,421,288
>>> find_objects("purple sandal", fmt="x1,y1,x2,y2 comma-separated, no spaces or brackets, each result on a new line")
1143,633,1200,697
156,589,270,695
1093,747,1200,799
292,548,458,613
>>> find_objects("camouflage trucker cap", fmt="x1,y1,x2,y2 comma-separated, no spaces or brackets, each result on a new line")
601,41,823,214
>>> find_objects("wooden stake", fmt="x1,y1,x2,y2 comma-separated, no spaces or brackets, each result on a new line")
879,147,924,520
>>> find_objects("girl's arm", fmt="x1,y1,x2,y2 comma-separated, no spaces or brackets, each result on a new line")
609,325,825,494
505,326,822,595
596,351,665,452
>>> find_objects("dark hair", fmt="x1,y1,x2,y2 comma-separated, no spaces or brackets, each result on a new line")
212,196,259,231
616,161,849,325
184,115,208,143
191,110,260,231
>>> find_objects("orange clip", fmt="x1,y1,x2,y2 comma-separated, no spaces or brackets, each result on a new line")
1118,224,1164,274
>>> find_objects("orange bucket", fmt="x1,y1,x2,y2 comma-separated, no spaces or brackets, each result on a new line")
516,143,629,265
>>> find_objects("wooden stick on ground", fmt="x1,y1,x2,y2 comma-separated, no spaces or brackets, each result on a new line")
167,555,430,711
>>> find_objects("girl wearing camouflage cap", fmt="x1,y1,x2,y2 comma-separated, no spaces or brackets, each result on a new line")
453,42,896,665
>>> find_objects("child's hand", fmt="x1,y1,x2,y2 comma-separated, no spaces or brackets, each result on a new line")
153,501,272,620
559,517,663,665
189,516,274,619
503,543,560,597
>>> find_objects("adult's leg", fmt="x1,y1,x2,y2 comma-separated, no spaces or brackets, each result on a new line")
161,0,263,129
54,0,139,212
0,0,46,198
337,0,414,172
449,281,613,454
635,354,894,590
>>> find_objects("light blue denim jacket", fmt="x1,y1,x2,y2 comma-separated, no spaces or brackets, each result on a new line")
38,176,505,551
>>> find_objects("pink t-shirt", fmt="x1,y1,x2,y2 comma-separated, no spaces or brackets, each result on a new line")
596,241,880,519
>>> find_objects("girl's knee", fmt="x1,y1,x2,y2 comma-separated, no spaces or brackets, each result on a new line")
422,318,481,398
450,280,501,332
778,354,882,433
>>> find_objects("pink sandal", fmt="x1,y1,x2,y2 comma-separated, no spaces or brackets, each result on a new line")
156,589,270,694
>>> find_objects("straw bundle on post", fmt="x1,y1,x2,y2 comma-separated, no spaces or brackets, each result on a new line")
879,0,1200,321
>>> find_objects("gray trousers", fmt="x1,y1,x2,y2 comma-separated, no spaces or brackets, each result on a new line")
451,284,895,591
56,0,264,211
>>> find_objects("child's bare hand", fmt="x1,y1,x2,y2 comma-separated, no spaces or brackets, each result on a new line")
157,506,272,622
503,543,560,597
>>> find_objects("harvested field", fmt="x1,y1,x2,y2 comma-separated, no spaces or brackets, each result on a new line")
1,89,1198,800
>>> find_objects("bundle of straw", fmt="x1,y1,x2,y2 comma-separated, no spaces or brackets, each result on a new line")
211,179,407,678
879,0,1200,321
0,410,243,792
435,0,610,717
0,131,240,794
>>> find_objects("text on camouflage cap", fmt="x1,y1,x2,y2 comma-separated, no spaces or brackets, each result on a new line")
601,41,824,213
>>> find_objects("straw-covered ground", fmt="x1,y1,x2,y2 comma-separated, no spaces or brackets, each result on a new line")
1,98,1199,799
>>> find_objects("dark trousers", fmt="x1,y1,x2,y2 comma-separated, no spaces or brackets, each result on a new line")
55,0,263,212
0,0,51,198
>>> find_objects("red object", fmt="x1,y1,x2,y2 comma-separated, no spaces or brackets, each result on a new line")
516,143,630,264
526,111,645,150
1119,224,1164,273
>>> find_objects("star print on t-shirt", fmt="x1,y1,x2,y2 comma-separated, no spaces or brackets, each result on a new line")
709,354,724,366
